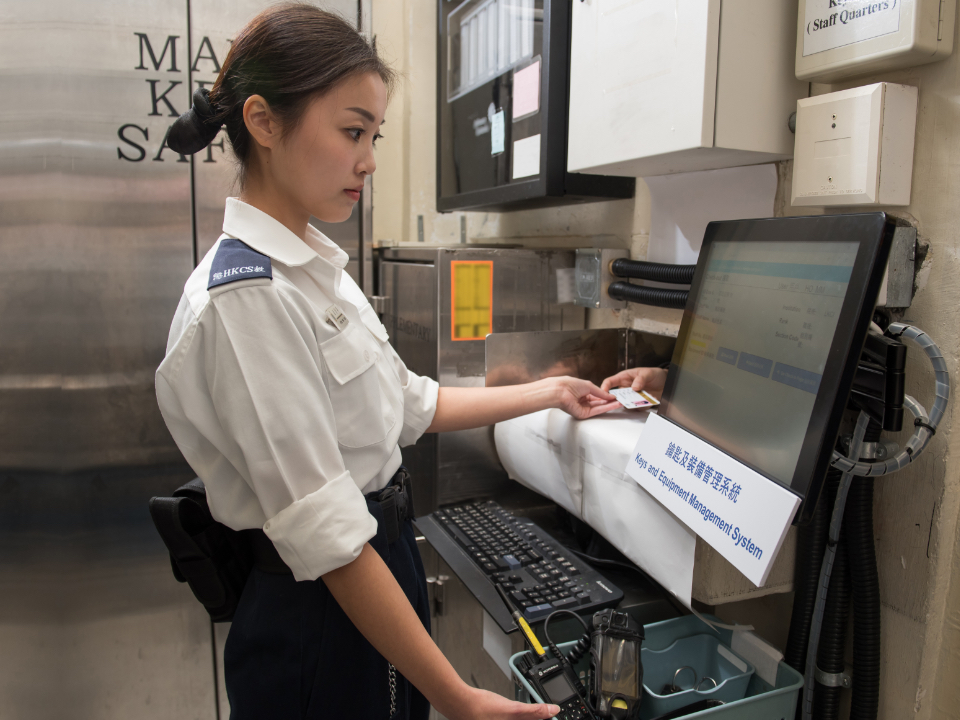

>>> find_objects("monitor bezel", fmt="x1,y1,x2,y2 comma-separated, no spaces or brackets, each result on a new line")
657,213,896,525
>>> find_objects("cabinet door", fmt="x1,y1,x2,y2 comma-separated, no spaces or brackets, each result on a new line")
432,557,525,705
567,0,721,175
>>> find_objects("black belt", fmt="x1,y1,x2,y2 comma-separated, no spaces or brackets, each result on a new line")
250,468,414,575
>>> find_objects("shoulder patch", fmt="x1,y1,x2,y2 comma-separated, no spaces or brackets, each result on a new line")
208,238,272,290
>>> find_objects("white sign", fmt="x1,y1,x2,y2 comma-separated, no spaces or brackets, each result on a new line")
802,0,902,57
625,414,800,586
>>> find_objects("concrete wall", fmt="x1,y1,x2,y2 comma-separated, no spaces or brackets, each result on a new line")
372,2,960,717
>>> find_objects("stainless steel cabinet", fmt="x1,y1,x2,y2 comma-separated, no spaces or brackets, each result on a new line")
418,539,526,720
378,247,585,515
0,1,365,719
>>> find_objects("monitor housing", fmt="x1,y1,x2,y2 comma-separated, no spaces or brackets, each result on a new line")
658,213,897,525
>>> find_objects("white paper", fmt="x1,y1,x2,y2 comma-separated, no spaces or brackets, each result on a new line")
625,414,800,587
512,60,540,120
802,0,901,57
512,134,540,179
482,610,514,678
495,409,696,606
491,110,505,155
644,165,778,268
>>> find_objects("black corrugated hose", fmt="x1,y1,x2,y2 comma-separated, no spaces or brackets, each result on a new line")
845,420,883,720
609,259,697,284
814,531,850,720
785,467,838,673
607,282,689,309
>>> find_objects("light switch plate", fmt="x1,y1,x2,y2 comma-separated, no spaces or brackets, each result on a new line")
791,83,918,207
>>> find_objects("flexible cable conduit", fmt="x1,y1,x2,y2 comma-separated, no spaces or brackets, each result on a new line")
609,259,696,284
607,282,689,309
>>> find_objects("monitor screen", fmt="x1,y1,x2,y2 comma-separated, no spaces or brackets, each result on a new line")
659,214,894,524
541,672,577,703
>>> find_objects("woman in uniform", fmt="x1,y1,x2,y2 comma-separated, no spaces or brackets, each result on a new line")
157,5,620,720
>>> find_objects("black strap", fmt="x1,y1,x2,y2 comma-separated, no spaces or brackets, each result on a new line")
379,487,401,545
915,418,936,435
247,530,291,574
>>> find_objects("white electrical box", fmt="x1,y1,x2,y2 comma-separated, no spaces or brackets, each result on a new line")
796,0,955,82
791,83,918,207
566,0,807,178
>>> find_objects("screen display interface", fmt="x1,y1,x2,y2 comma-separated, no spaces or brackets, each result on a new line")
541,672,576,703
668,240,859,488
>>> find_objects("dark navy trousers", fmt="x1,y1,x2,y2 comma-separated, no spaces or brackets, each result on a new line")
224,496,431,720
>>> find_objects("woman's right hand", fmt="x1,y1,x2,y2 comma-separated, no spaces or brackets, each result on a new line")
600,366,668,400
442,686,559,720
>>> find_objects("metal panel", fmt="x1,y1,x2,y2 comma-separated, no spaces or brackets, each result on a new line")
0,465,216,720
378,247,586,510
485,328,676,388
0,0,193,471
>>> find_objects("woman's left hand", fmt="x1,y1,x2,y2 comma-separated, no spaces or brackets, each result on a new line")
550,376,620,419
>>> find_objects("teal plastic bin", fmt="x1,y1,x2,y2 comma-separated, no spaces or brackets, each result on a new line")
640,633,754,718
509,614,803,720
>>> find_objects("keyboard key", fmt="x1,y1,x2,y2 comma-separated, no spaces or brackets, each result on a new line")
509,590,526,604
552,597,579,609
525,603,554,619
481,562,497,573
502,554,522,570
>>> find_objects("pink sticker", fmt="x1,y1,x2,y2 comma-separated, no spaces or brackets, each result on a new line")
512,60,540,120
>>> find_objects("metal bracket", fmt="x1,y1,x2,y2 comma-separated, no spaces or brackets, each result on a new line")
426,574,449,617
840,436,899,460
815,666,852,688
877,226,917,309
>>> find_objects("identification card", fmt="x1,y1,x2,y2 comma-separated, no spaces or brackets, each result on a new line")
610,387,660,409
325,304,350,331
625,413,800,586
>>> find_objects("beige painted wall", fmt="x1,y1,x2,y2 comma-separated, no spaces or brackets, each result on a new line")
372,1,960,717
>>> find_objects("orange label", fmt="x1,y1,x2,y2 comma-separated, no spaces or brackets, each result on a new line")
450,261,493,341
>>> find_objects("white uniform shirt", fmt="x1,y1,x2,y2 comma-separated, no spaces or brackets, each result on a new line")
156,198,439,581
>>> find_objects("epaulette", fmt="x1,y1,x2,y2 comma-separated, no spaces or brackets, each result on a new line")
208,238,272,290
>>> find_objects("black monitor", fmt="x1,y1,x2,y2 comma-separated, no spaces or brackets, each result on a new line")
658,213,896,525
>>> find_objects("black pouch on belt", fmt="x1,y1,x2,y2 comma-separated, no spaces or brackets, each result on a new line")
149,478,254,622
149,469,414,621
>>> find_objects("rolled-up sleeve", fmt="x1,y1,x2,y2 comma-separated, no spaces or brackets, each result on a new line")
203,284,377,580
383,342,439,447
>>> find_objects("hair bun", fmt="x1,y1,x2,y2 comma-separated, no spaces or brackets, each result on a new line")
167,88,224,155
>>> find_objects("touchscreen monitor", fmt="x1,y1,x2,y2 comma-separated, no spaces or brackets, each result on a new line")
658,214,895,524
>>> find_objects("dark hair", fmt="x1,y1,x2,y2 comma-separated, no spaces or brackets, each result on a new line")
167,3,396,185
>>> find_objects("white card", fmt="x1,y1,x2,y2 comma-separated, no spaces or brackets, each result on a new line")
610,387,660,409
491,110,505,155
625,413,800,586
512,134,540,179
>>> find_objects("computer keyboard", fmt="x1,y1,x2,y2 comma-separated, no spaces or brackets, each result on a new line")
417,500,623,630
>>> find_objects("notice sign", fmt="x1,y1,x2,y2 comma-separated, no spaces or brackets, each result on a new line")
625,414,800,586
803,0,901,56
